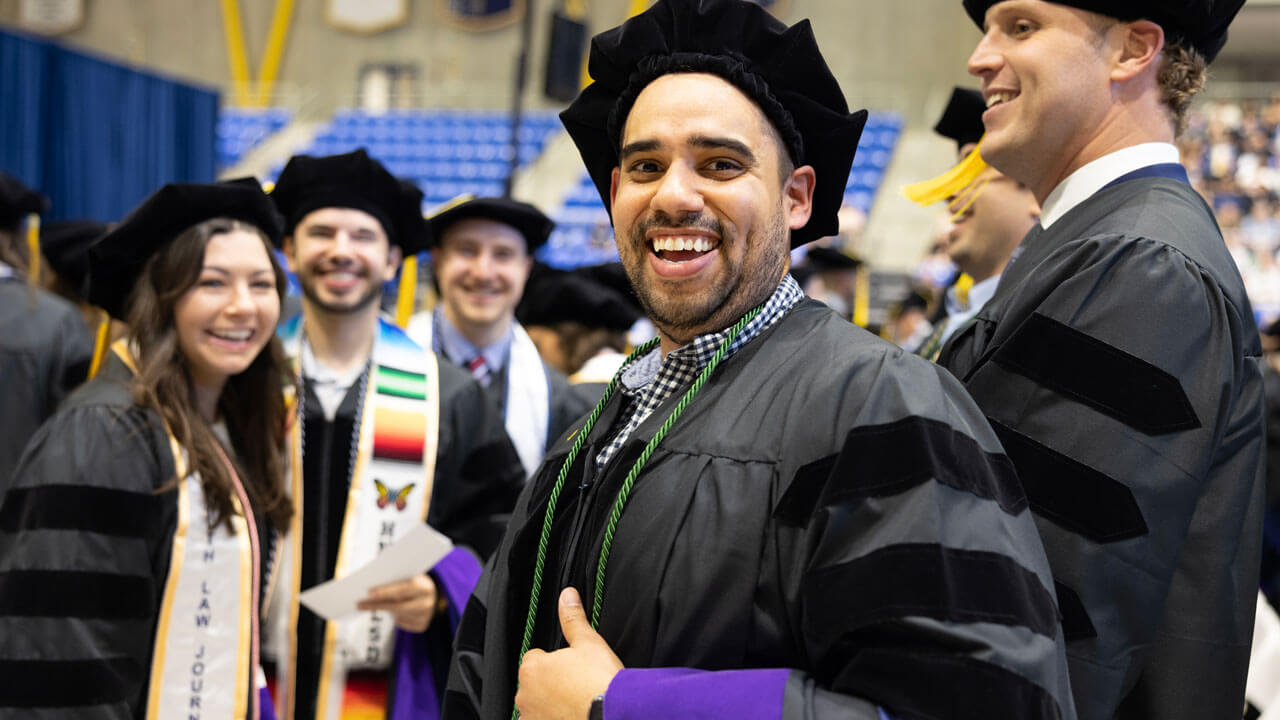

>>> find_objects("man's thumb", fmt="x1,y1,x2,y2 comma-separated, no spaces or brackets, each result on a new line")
558,586,597,646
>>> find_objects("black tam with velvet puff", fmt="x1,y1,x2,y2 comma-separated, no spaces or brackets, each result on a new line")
270,148,429,254
88,178,283,319
961,0,1245,63
559,0,868,247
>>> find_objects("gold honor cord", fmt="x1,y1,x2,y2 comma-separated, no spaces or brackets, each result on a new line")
510,303,765,720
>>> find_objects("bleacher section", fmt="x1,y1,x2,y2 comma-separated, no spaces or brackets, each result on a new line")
217,108,292,170
217,106,900,271
541,111,903,268
296,109,562,208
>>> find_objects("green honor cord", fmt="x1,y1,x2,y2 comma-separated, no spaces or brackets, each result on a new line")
510,303,765,720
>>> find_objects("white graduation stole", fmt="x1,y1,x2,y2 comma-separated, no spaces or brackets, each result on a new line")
267,316,440,720
110,342,268,720
406,311,549,476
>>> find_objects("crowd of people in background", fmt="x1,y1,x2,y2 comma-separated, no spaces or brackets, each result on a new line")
1182,94,1280,320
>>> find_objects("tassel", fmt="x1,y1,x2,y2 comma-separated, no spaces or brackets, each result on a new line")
853,264,870,328
395,254,418,328
428,192,475,219
88,308,112,379
902,141,989,207
953,273,974,310
25,213,40,284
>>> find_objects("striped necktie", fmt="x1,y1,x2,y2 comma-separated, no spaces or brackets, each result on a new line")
466,355,491,387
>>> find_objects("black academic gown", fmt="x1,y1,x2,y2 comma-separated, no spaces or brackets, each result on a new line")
444,300,1077,720
0,356,275,717
290,358,525,720
0,278,93,490
939,176,1265,720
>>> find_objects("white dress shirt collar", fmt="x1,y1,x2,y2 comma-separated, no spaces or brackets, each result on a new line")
1039,143,1180,229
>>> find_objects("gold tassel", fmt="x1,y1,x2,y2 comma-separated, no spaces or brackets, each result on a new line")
902,141,989,207
25,213,40,284
953,273,974,310
427,192,475,219
853,264,870,328
88,308,112,379
946,175,992,224
395,254,418,328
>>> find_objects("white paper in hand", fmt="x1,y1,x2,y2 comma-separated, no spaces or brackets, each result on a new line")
298,523,453,620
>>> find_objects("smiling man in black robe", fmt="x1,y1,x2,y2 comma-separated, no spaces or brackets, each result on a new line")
441,2,1077,720
939,2,1262,718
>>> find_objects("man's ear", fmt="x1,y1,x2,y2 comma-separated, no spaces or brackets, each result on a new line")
281,234,298,273
385,244,403,282
1112,19,1164,83
784,165,816,231
609,167,621,209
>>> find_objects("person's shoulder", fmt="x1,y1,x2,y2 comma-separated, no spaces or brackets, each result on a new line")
752,299,971,406
1068,180,1241,290
0,282,86,344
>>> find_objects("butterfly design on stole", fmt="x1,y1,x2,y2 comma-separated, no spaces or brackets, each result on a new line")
374,479,415,512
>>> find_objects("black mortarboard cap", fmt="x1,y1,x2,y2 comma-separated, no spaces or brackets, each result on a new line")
88,178,283,319
571,262,642,313
270,149,429,253
516,263,642,330
804,246,862,272
42,220,109,297
560,0,868,247
961,0,1245,63
0,171,50,226
934,87,987,151
429,196,554,253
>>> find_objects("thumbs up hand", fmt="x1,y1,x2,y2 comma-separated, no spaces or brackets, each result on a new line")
515,587,624,720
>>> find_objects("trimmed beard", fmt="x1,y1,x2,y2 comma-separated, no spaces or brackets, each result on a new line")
624,205,789,347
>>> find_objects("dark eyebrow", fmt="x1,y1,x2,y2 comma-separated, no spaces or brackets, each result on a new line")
619,139,662,162
619,136,757,165
690,135,756,165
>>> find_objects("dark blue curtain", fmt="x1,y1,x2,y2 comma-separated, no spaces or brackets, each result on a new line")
0,28,218,222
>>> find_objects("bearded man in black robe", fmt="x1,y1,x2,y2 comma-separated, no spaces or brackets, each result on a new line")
442,2,1077,719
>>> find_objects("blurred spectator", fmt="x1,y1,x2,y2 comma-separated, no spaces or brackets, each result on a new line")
1180,93,1280,324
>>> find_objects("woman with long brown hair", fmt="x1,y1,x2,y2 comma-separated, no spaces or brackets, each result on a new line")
0,178,293,719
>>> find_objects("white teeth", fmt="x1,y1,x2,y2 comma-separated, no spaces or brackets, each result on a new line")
986,92,1015,108
651,236,718,253
212,330,252,342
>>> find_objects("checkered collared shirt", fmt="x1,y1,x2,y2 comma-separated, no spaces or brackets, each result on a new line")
594,274,805,469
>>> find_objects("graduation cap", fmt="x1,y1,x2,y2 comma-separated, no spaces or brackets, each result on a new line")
88,178,283,320
902,87,992,212
934,87,987,152
270,148,430,254
961,0,1245,63
804,246,862,272
559,0,868,247
0,171,49,227
516,263,642,331
428,196,554,253
41,220,109,297
571,262,642,312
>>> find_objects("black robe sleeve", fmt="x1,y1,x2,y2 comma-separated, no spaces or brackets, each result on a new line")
430,360,526,560
0,392,177,718
944,233,1264,719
